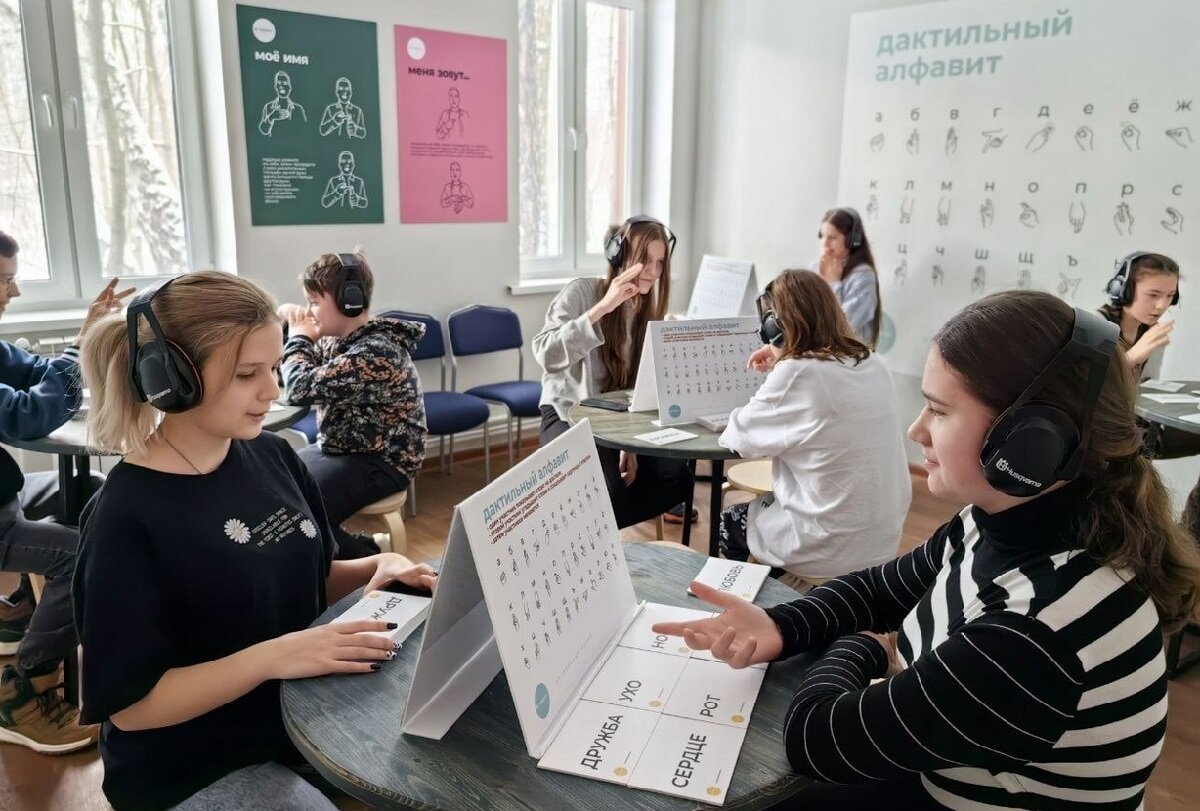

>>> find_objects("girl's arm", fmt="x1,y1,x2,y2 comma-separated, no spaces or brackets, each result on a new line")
111,620,396,732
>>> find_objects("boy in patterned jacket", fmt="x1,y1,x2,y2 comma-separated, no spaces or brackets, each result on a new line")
280,250,427,558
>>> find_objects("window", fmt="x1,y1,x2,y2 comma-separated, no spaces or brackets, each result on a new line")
518,0,644,279
0,0,209,310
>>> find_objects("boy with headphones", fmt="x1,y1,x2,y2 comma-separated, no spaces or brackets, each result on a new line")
0,230,131,755
280,251,427,559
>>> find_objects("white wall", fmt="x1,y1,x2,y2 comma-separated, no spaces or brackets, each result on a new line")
691,0,1200,510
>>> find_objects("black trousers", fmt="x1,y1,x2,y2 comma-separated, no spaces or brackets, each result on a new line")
297,447,409,560
540,406,692,529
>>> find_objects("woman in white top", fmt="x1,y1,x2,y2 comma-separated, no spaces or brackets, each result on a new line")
816,207,882,347
718,270,911,590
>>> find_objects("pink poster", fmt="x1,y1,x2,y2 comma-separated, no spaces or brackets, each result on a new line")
395,26,508,223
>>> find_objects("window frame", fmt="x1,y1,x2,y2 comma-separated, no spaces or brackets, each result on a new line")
10,0,212,314
519,0,646,282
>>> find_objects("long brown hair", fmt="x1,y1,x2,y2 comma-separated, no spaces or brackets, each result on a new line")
935,290,1200,631
821,207,881,347
596,220,671,390
763,270,870,365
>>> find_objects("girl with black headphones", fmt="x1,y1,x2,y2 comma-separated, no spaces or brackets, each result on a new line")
716,270,910,590
1099,251,1179,380
533,216,692,529
655,291,1200,810
1099,251,1200,545
816,207,883,348
72,272,435,810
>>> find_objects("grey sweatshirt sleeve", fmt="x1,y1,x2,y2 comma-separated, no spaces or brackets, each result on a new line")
839,266,879,344
532,278,605,373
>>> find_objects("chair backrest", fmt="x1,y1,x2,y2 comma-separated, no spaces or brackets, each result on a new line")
379,310,448,390
379,310,446,361
447,305,524,356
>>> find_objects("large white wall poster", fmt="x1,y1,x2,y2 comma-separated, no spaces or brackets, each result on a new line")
837,0,1198,376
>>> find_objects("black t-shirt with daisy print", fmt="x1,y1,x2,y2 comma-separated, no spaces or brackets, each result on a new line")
73,432,336,811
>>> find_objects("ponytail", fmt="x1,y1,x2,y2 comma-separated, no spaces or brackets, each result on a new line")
81,314,160,455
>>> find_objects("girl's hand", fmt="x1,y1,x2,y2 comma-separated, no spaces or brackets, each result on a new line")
363,553,438,596
618,450,638,486
1126,320,1173,367
589,263,644,322
651,581,783,669
747,345,778,372
861,631,903,677
266,620,397,679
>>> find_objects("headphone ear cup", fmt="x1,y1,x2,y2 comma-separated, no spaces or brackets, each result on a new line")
604,234,624,270
758,311,784,347
980,404,1079,497
136,340,203,413
338,282,366,317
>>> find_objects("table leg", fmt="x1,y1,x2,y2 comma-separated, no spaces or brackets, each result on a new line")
708,459,725,557
56,457,72,527
680,460,697,548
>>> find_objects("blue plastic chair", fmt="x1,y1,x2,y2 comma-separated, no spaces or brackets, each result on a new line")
447,305,542,468
382,311,491,513
292,411,319,444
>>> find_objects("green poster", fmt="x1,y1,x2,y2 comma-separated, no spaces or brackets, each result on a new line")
237,6,383,225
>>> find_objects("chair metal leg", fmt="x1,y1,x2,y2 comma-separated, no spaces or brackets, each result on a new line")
408,480,417,517
515,418,523,461
506,414,514,470
439,436,447,472
483,421,491,483
448,436,455,474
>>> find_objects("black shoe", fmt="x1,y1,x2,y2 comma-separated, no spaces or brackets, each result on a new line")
662,503,699,525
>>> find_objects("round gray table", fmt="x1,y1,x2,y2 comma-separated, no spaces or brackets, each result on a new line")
1135,381,1200,435
568,393,740,555
5,402,311,525
281,543,813,810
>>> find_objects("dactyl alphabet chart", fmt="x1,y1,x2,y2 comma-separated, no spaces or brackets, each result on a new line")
650,317,767,427
402,422,764,805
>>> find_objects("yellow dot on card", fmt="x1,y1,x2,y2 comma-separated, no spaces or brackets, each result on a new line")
614,767,628,777
741,592,751,599
367,591,381,598
649,700,661,707
731,714,745,724
706,786,722,796
679,646,691,654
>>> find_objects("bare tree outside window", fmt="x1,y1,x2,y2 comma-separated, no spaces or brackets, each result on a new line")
74,0,186,278
0,0,51,281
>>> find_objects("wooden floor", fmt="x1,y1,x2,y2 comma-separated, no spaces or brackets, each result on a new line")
1,450,1197,810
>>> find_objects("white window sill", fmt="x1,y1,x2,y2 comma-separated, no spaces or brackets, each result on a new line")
0,308,88,338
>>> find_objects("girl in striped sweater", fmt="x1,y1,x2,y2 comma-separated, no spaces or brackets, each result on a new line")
655,290,1200,810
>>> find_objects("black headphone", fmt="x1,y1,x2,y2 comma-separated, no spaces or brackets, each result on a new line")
979,307,1117,497
335,253,368,317
604,215,677,270
1105,251,1180,307
127,279,204,413
819,207,865,249
756,282,784,347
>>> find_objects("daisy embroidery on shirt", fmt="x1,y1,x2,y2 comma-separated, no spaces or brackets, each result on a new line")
300,519,317,539
224,518,252,545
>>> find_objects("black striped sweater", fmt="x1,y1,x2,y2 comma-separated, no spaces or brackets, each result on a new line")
764,478,1166,810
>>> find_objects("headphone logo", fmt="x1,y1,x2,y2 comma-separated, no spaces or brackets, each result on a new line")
995,457,1042,489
